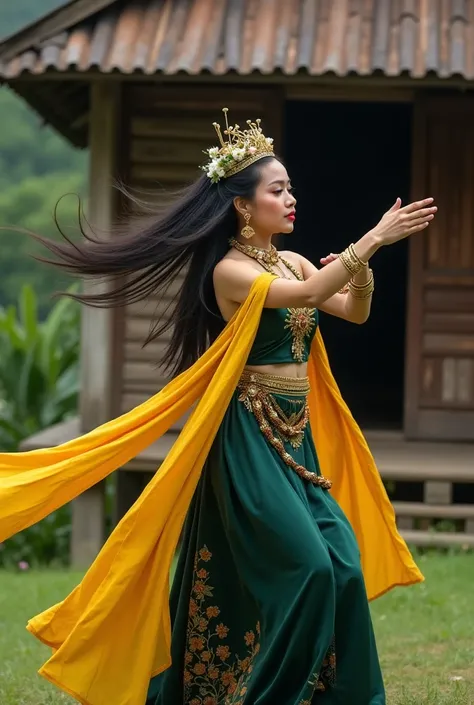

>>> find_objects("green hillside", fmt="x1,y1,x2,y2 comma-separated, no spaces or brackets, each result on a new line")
0,1,87,313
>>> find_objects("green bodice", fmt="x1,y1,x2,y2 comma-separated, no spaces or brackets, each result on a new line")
246,307,319,365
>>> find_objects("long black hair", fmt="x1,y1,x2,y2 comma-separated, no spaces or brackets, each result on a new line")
28,156,278,376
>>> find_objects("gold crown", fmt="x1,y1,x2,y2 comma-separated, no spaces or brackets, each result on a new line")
202,108,275,183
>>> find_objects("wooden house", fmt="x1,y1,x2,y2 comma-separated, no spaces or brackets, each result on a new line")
1,0,473,565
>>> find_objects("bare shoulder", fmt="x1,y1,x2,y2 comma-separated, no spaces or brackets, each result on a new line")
213,253,262,299
214,252,260,280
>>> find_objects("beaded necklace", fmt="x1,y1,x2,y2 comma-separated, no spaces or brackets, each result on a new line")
229,238,304,281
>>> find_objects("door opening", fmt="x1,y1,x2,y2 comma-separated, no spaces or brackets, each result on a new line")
283,100,412,429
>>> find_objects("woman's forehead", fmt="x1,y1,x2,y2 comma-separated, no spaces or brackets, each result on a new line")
259,160,290,185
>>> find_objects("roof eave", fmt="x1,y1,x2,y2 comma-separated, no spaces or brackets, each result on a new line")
3,75,90,148
3,67,474,150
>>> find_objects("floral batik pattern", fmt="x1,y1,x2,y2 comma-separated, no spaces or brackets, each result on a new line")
299,636,336,704
184,546,261,705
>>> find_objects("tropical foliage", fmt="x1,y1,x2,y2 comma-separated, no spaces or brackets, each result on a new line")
0,284,80,449
0,285,80,567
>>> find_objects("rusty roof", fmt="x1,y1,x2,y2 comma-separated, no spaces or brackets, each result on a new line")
2,0,474,80
2,0,474,148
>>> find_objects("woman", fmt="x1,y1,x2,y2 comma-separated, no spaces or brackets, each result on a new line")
0,111,434,705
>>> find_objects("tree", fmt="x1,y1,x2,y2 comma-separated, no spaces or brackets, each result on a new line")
0,0,87,314
0,173,87,313
1,1,68,39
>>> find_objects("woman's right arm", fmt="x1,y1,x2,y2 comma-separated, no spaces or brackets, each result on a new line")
214,197,436,310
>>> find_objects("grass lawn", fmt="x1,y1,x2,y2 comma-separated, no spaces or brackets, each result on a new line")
0,552,473,704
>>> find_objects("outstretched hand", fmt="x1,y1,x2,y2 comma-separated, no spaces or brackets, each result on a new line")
320,197,436,265
371,197,437,246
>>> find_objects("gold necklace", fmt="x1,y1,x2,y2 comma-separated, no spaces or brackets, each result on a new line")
229,238,303,281
229,238,280,267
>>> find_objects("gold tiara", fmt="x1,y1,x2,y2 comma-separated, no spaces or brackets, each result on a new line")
202,108,275,183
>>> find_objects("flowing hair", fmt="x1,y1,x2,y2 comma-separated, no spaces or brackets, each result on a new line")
25,156,279,376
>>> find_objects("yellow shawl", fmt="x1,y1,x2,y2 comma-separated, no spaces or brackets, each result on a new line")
0,273,423,705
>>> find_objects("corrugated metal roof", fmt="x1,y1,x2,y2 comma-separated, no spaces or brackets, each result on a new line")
2,0,474,80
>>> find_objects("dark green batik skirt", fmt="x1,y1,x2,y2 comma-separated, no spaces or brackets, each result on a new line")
146,372,386,705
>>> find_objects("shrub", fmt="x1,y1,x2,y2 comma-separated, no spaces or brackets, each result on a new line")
0,285,80,568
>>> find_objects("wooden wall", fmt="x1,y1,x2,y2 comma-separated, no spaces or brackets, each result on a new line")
405,95,474,440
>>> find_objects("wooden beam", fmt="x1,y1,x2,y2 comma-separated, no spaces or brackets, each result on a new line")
401,530,474,548
19,417,81,451
284,84,414,102
71,80,121,569
80,81,120,430
394,502,474,519
6,72,474,92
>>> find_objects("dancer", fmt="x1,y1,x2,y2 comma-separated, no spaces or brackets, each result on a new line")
0,110,433,705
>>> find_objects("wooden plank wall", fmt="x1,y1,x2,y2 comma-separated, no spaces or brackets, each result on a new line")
405,95,474,441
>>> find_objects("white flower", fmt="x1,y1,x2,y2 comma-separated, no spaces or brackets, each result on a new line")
203,155,227,182
208,147,219,157
266,137,274,146
231,147,245,161
248,146,257,154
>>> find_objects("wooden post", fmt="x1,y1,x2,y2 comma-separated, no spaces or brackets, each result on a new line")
70,81,121,568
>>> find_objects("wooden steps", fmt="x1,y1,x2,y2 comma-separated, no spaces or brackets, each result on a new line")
366,430,474,547
400,530,474,548
393,501,474,519
394,502,474,546
365,430,474,482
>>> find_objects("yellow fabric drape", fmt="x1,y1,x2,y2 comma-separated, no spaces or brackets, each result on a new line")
308,331,423,601
0,272,423,705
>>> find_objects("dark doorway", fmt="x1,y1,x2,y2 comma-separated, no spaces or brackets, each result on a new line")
283,100,412,429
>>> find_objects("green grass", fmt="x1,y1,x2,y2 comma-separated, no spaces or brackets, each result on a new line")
371,551,474,704
0,553,473,704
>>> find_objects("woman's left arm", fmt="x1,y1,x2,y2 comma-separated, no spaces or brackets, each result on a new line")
298,252,373,324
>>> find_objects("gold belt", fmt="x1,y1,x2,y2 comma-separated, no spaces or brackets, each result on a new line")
240,369,310,396
237,371,332,490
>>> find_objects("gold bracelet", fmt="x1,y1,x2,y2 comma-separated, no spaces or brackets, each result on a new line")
348,268,374,290
348,285,374,299
348,243,368,269
348,273,374,299
339,250,359,276
339,245,367,277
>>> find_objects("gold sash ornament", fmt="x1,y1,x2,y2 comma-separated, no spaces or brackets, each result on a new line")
0,273,423,705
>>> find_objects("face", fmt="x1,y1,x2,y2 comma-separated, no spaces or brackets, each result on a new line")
241,159,296,236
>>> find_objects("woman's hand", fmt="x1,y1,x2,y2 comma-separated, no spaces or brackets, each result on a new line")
370,197,437,247
320,253,338,266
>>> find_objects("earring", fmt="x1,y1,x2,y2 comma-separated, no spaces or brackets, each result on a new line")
241,212,255,239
